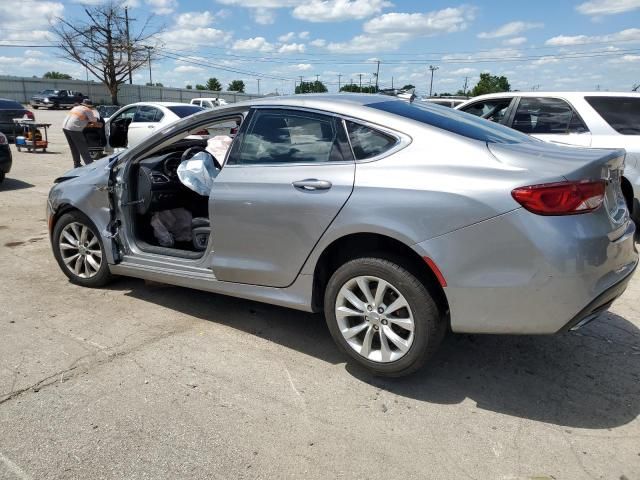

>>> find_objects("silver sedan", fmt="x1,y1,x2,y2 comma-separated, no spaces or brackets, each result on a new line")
47,94,638,376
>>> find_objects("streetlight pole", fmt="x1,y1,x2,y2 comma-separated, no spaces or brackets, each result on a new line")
428,65,439,97
145,46,153,85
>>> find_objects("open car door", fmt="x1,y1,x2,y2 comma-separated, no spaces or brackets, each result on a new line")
107,106,137,151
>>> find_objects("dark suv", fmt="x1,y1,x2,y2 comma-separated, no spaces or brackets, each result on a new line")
30,90,88,109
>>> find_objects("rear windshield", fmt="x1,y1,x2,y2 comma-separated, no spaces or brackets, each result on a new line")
368,100,534,144
0,99,24,109
585,96,640,135
167,105,204,118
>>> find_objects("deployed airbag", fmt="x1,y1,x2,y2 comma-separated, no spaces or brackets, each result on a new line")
177,151,218,196
150,208,192,247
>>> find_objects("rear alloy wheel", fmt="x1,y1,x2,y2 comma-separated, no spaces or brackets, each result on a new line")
324,257,445,377
52,211,112,287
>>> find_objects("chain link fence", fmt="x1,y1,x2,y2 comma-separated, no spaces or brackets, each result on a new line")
0,76,264,105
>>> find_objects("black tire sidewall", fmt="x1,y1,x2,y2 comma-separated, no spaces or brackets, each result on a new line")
52,211,112,287
324,257,444,377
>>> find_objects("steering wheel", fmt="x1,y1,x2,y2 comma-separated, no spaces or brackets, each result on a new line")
181,146,222,170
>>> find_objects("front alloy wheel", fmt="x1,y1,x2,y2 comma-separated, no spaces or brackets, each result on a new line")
325,257,445,377
52,211,112,287
59,222,103,279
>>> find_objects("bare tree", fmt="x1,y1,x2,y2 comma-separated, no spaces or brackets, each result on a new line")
52,1,161,104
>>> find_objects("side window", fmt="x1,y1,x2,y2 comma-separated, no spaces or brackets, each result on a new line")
585,96,640,135
113,107,137,124
204,100,214,109
232,110,349,165
461,99,511,122
513,97,588,134
134,106,162,123
345,121,397,160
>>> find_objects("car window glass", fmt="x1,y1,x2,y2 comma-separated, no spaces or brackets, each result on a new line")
585,96,640,135
462,99,510,122
0,99,24,109
513,97,588,135
133,106,162,123
167,105,203,118
204,101,214,109
113,107,137,123
345,121,397,160
234,110,347,165
369,100,533,144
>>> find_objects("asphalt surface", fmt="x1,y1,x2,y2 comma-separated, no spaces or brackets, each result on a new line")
1,109,639,480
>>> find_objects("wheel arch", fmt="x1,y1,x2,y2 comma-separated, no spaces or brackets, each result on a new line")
310,232,450,317
621,175,634,214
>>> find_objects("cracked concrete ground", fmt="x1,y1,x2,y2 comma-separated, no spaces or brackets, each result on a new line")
1,109,639,480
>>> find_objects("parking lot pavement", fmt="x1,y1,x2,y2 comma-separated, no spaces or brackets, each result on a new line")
1,108,639,480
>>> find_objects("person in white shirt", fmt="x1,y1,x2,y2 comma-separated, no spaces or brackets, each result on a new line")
61,99,102,168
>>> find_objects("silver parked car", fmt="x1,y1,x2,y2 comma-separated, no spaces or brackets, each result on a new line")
47,94,638,376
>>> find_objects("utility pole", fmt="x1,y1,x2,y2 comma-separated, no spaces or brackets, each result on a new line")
257,79,260,95
358,73,363,92
125,6,132,84
391,76,394,89
145,46,153,85
374,60,380,91
338,74,342,92
463,76,469,96
428,65,439,97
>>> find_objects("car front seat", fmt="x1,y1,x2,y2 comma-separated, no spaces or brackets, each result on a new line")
191,217,210,251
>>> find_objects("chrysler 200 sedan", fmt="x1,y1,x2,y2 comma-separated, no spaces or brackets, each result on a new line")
47,94,638,376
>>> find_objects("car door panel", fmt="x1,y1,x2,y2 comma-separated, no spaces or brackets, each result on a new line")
210,108,355,287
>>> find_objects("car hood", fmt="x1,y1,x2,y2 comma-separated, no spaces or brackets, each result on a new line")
57,156,113,181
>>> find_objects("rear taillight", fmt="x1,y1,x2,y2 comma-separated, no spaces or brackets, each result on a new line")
0,133,7,145
511,180,605,215
24,111,34,120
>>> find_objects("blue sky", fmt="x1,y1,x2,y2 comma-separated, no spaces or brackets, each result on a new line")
1,0,640,95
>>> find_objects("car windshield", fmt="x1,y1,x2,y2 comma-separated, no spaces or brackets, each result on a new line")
368,99,534,144
0,99,24,109
167,105,204,118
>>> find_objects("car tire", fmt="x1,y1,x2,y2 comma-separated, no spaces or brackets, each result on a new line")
52,211,113,288
0,171,4,184
53,103,59,110
33,106,39,109
324,257,445,377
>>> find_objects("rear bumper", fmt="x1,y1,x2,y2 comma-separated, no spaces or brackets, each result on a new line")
559,259,637,332
413,208,638,334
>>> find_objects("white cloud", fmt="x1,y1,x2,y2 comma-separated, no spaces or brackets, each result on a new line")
292,0,392,22
478,21,543,39
145,0,177,15
327,33,409,53
364,7,476,36
545,28,640,46
449,67,476,75
278,32,296,42
176,11,216,28
299,31,310,39
576,0,640,16
233,37,274,52
216,0,301,6
503,36,527,46
310,38,327,47
442,48,522,62
0,1,63,32
252,7,276,24
293,63,313,70
161,27,232,48
532,56,560,66
278,42,306,53
175,65,204,73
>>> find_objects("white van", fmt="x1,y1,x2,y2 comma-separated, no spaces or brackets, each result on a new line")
189,98,229,109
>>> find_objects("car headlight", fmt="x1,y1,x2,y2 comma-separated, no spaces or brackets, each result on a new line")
43,98,50,103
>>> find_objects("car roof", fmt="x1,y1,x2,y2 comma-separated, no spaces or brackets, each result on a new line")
191,97,220,101
124,101,199,107
461,91,640,102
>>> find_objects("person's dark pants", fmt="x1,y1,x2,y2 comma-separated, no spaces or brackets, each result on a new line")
63,129,93,168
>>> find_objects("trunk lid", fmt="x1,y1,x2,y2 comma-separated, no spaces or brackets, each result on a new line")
488,141,629,226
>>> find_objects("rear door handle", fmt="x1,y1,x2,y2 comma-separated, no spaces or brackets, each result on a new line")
292,179,332,191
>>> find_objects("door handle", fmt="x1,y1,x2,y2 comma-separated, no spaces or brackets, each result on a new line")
147,125,155,129
292,179,332,191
